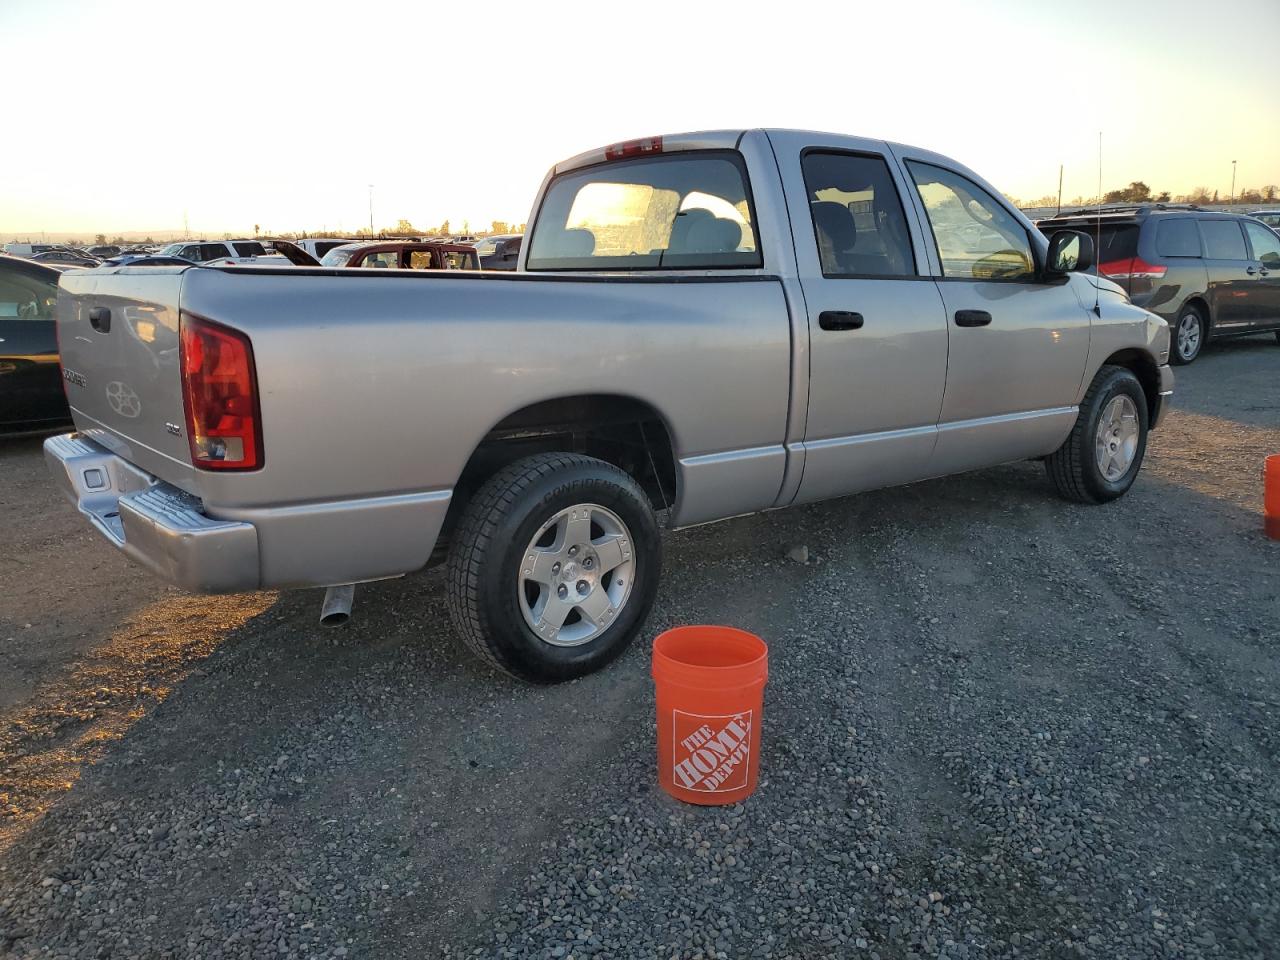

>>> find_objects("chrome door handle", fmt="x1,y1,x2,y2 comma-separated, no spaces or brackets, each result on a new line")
1246,266,1259,275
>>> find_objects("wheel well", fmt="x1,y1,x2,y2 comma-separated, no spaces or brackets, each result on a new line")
438,395,678,555
1183,296,1211,334
1103,349,1160,416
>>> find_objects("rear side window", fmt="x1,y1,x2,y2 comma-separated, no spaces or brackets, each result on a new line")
199,244,228,261
1155,219,1200,257
0,264,58,320
233,241,265,257
801,152,915,278
526,151,760,271
1199,220,1247,260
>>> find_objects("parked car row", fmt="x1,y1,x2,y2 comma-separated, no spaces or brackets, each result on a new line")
1037,204,1280,363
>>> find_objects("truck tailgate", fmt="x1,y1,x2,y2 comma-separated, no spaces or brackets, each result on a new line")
56,267,197,491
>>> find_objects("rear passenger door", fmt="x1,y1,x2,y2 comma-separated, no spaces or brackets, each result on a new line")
900,158,1090,473
769,135,950,505
1198,218,1254,332
1242,220,1280,327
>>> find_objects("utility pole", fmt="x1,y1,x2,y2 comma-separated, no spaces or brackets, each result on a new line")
183,210,189,238
1056,164,1063,215
368,184,375,236
1230,160,1237,205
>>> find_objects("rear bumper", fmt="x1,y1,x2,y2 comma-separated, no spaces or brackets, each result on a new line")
45,433,260,592
44,434,453,593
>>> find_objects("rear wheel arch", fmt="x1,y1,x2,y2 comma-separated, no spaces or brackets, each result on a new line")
1183,296,1212,336
441,394,679,553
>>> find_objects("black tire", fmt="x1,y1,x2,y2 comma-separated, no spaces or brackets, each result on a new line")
1045,365,1149,504
1169,303,1205,365
446,452,661,682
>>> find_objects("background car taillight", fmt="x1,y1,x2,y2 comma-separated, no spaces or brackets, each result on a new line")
1099,256,1167,296
179,314,262,470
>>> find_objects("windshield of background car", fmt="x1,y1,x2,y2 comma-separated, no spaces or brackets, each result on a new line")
526,151,761,271
472,239,498,256
320,247,356,267
159,243,182,255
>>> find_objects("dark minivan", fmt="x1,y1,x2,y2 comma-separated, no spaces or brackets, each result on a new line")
1038,206,1280,363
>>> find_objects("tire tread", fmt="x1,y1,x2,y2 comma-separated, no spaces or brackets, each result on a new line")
445,452,640,677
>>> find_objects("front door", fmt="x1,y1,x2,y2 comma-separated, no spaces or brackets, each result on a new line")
767,136,949,505
900,159,1091,474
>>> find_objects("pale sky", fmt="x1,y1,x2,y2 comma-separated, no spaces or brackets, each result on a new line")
2,0,1277,239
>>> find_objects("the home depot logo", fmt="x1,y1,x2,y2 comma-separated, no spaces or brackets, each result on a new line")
672,710,752,793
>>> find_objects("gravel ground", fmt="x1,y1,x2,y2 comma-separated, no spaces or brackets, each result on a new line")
1,335,1278,959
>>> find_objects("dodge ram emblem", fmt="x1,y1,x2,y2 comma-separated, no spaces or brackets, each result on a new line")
105,380,142,418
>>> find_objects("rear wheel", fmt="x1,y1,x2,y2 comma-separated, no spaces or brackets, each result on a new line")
1045,365,1149,504
1170,303,1205,364
446,453,661,682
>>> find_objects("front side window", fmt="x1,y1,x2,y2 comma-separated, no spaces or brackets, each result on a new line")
1155,219,1201,258
526,152,760,271
1199,220,1247,260
408,250,438,269
361,251,399,268
907,161,1034,281
0,266,57,320
1243,221,1280,266
801,152,915,278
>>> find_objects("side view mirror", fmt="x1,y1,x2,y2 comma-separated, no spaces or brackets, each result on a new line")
1046,230,1095,276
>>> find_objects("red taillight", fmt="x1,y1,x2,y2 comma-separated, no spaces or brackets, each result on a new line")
605,136,663,160
178,314,262,470
1099,257,1167,280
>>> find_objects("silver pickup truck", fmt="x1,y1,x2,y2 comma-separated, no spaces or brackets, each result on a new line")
46,128,1172,682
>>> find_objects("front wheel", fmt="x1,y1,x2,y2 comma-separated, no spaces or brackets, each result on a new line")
446,453,661,682
1045,365,1149,504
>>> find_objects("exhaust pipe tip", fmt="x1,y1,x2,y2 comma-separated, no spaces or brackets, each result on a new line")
320,584,355,628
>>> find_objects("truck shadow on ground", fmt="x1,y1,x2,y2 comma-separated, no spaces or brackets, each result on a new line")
1,445,1276,956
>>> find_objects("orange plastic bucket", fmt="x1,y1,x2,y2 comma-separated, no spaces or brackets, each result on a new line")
1266,455,1280,541
652,626,768,806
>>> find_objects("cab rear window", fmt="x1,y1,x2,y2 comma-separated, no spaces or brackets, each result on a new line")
526,151,761,271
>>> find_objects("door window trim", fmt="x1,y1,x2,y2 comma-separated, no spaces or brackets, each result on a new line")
798,147,925,281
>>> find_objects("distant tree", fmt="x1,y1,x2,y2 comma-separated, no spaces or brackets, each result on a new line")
110,236,125,245
1212,190,1219,203
1264,185,1278,202
1189,186,1212,204
392,219,418,237
1155,191,1171,203
95,233,106,245
1238,188,1263,205
439,219,451,236
490,220,509,235
144,236,154,243
254,223,260,237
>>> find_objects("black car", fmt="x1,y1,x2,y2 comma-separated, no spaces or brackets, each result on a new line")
30,249,102,268
0,255,71,433
86,244,122,258
473,234,523,270
1038,205,1280,363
